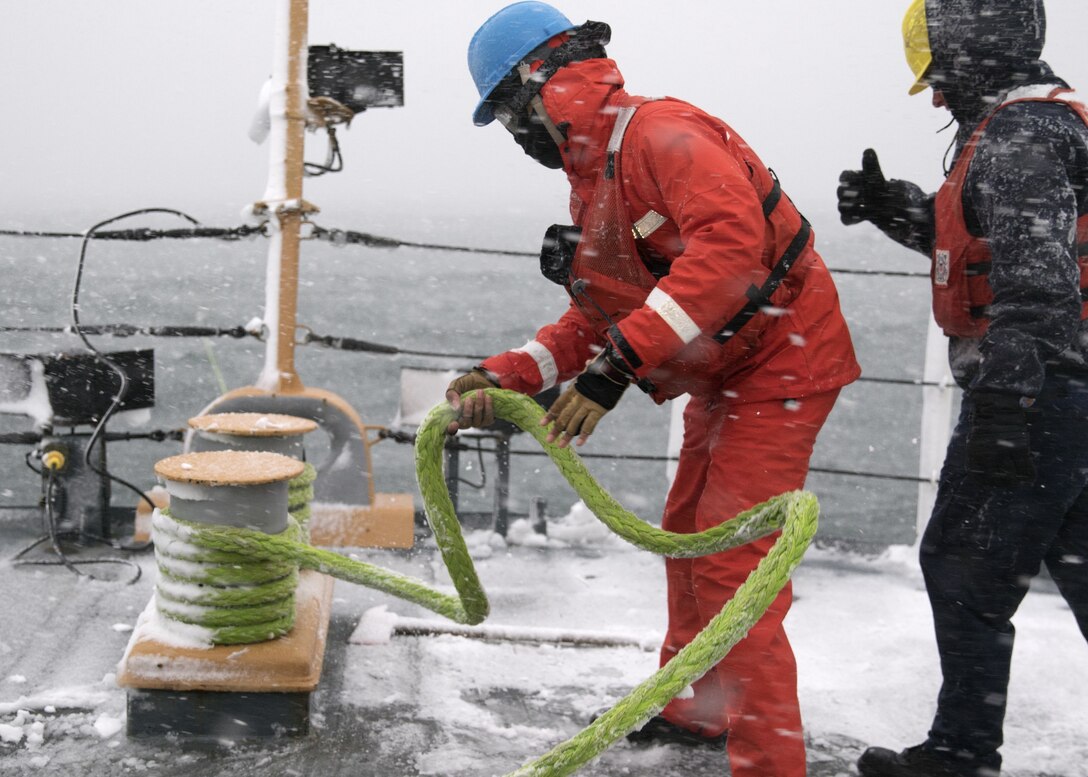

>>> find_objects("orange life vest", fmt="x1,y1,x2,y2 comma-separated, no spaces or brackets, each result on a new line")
932,88,1088,338
565,98,813,398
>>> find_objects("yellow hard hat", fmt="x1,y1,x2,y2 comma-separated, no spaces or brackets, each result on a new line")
902,0,932,95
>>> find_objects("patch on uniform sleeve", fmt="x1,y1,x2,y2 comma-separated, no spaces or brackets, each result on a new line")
934,249,950,286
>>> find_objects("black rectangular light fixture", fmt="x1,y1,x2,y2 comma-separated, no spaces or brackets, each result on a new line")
308,45,404,114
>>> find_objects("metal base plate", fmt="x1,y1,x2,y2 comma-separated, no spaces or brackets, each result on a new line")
126,688,310,738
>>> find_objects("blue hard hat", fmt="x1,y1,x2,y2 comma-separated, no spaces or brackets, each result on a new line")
468,1,576,126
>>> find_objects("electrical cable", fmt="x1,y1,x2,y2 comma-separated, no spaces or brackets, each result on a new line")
938,115,958,176
0,225,262,241
23,449,43,475
0,217,932,278
381,426,933,485
10,467,142,584
0,323,252,338
64,208,206,555
0,210,947,517
455,439,488,490
304,126,344,177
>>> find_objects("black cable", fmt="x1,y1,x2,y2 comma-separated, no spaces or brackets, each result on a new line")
306,329,949,388
807,465,930,484
454,439,488,490
507,449,932,484
11,468,143,584
309,225,539,257
0,229,88,238
1,317,944,388
1,429,183,446
306,226,933,278
380,428,931,485
0,323,252,338
24,449,42,475
304,126,344,177
304,331,485,361
71,208,202,515
861,375,947,388
0,225,261,241
938,115,958,177
833,267,929,278
0,219,933,279
1,432,44,445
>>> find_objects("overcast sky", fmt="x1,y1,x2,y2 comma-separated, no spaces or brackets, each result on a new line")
2,1,1087,245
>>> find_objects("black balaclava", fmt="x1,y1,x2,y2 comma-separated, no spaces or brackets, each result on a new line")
925,0,1056,128
488,21,610,169
511,110,568,169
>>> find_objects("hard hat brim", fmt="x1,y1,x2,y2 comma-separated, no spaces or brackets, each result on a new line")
473,97,499,127
908,78,929,96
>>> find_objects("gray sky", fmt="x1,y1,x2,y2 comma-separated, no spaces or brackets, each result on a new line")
2,1,1087,244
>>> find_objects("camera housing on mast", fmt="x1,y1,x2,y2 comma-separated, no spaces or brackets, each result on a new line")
307,45,404,120
247,46,403,151
304,46,404,176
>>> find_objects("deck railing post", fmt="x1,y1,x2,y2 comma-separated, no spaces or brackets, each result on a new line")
916,315,954,543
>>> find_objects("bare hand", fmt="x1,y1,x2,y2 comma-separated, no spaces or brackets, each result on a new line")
445,371,497,435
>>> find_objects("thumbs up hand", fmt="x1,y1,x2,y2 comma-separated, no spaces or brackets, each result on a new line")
836,149,935,255
837,148,896,226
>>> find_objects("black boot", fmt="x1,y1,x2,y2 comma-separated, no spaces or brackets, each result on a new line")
858,744,1000,777
625,716,728,750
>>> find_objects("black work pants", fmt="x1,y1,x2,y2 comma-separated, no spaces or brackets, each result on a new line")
919,374,1088,766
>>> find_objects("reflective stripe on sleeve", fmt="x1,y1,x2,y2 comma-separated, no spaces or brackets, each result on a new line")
645,288,701,344
513,340,559,390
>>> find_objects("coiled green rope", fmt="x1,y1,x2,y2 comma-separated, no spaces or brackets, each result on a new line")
152,389,818,775
289,462,317,535
152,510,303,644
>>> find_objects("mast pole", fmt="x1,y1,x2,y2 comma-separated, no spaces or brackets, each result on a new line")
257,0,312,393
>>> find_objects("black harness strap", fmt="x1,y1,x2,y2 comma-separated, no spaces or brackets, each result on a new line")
712,176,811,344
760,175,783,219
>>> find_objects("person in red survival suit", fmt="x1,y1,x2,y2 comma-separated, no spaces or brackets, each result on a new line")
449,4,861,775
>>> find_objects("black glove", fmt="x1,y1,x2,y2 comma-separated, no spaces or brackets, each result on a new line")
837,149,912,228
965,392,1036,486
543,349,632,447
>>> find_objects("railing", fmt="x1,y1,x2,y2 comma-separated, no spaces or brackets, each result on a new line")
0,218,951,547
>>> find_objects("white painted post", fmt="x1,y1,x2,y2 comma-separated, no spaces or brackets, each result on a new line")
665,394,689,485
916,315,955,542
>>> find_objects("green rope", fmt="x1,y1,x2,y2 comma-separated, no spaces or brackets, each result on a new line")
289,462,317,536
151,462,320,644
152,510,303,644
430,390,818,776
154,389,819,775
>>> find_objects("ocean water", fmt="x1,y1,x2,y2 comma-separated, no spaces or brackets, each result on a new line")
0,213,934,549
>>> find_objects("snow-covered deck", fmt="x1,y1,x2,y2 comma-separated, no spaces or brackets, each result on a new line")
0,506,1084,776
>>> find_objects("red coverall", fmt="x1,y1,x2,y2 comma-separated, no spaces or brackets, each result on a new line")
480,59,860,777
